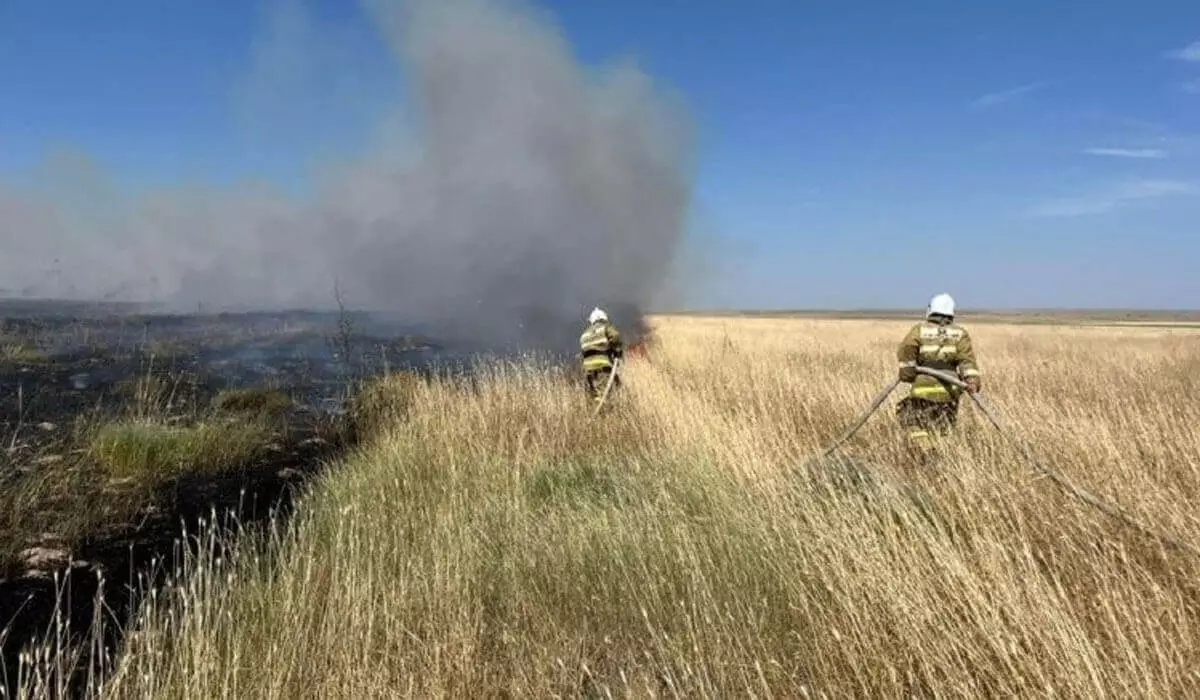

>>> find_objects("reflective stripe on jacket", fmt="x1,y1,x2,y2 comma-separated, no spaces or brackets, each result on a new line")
580,321,623,372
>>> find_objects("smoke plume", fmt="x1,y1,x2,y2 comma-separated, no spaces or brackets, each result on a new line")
0,0,694,352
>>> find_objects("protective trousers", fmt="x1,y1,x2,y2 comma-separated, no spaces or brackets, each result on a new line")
584,367,619,406
896,396,958,458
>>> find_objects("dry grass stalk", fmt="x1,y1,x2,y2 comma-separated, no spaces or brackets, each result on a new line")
18,315,1200,698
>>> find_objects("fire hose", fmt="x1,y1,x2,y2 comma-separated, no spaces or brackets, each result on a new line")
592,357,623,417
812,366,1200,558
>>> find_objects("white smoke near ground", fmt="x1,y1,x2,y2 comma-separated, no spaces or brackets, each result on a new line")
0,0,696,352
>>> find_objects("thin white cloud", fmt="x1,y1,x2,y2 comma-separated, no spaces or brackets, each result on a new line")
1081,114,1200,156
1166,40,1200,62
1164,42,1200,93
970,81,1048,109
1028,179,1197,217
1082,147,1168,159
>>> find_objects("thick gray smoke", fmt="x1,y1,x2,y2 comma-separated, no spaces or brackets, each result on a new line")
0,0,694,352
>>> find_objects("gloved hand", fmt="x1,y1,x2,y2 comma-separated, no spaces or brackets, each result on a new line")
899,367,917,383
965,377,981,393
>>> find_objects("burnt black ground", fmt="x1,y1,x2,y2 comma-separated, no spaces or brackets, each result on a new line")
0,300,480,698
0,435,341,697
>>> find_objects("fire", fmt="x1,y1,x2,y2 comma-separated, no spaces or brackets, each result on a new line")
626,329,656,361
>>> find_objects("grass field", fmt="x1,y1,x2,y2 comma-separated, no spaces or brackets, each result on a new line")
16,313,1200,698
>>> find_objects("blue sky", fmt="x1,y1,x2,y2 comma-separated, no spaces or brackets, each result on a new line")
2,0,1199,309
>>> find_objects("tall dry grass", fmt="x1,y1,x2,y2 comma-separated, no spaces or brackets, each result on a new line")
22,315,1200,697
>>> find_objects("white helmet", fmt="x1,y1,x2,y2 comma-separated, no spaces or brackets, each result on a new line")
926,293,955,319
588,307,608,324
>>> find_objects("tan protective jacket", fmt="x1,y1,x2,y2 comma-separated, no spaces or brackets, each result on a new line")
897,317,981,402
579,321,624,372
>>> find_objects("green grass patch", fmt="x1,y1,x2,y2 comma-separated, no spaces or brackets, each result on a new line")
88,418,273,482
524,461,627,511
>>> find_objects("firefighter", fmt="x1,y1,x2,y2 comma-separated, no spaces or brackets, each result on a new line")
579,307,624,406
895,293,981,460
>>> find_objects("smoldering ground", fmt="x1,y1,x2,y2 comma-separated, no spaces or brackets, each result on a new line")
0,0,696,354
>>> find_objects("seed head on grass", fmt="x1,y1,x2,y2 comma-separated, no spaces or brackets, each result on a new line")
18,314,1200,698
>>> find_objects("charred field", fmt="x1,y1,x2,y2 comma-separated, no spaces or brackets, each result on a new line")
0,299,466,695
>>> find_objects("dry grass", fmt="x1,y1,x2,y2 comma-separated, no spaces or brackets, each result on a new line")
20,315,1200,697
0,343,46,364
211,388,294,418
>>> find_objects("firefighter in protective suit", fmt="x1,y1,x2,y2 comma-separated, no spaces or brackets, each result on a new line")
579,307,624,406
896,293,981,459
